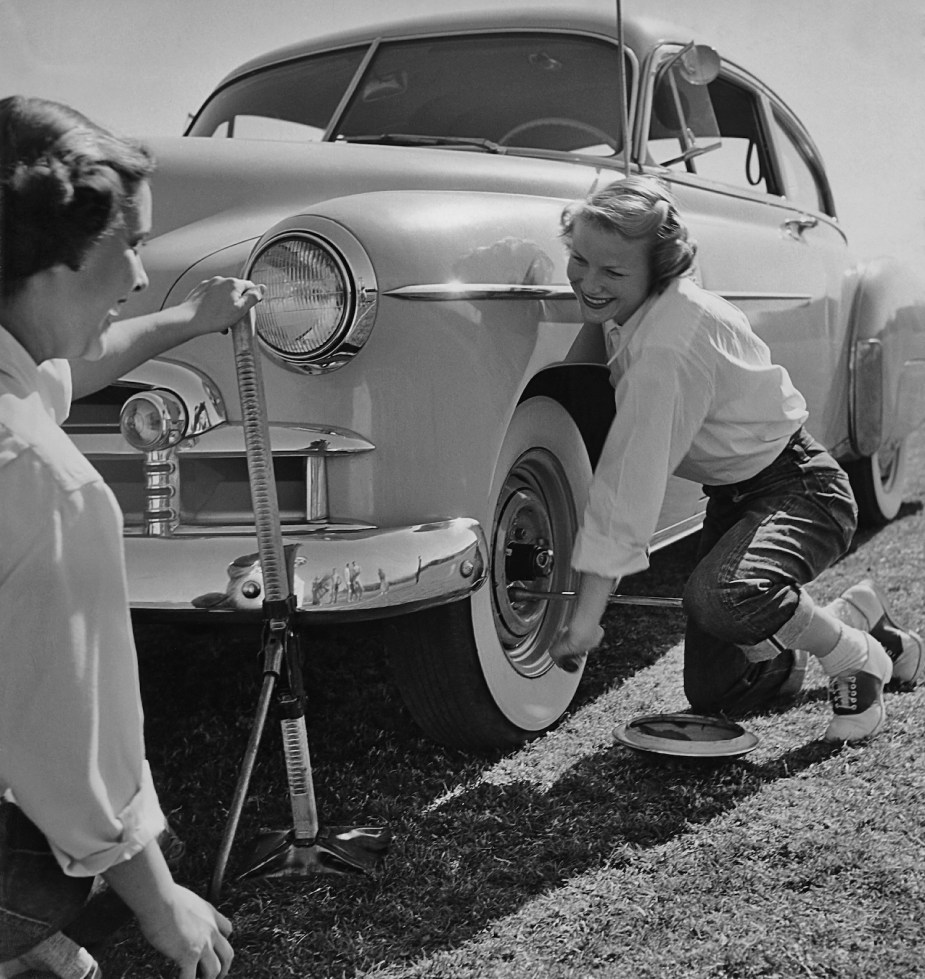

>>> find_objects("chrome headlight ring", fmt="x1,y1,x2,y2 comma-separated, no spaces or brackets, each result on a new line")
245,219,378,374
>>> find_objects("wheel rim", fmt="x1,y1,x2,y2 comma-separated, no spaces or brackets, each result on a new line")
489,447,577,679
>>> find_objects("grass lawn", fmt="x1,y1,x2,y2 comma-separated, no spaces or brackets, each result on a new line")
100,431,925,978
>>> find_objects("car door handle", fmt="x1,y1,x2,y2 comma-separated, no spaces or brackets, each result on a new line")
782,215,819,239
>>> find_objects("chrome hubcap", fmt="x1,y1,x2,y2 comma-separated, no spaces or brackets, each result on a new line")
490,448,577,678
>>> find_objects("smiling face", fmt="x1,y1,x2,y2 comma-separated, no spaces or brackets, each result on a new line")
565,216,653,326
50,180,152,360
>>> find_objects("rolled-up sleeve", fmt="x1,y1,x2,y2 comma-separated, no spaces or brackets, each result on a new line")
572,346,713,579
0,448,165,877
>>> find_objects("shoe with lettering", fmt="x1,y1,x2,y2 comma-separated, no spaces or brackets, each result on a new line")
824,636,892,743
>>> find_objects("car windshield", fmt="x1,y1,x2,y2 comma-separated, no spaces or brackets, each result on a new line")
187,32,630,157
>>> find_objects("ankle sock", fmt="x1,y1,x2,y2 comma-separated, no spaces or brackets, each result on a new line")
816,626,870,677
824,596,869,631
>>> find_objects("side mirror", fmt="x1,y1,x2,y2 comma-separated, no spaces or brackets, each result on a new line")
678,45,721,86
656,42,722,87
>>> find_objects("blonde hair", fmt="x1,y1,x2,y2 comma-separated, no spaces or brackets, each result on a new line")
561,176,696,295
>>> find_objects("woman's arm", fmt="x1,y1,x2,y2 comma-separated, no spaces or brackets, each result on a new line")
103,840,234,979
69,276,265,400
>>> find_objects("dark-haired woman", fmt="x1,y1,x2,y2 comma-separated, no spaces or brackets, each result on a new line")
549,176,922,744
0,95,263,979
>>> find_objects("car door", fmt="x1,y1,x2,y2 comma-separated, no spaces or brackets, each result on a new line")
638,48,849,451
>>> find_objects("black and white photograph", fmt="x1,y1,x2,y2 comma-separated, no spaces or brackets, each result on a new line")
1,2,923,977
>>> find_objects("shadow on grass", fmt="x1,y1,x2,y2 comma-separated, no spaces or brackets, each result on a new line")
96,535,856,978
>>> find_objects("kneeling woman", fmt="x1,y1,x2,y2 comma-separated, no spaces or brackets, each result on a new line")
0,96,264,979
550,176,922,743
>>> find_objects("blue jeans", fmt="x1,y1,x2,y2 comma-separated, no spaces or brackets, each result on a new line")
681,427,858,715
0,800,182,961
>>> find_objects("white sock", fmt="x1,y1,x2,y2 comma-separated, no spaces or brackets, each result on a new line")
816,626,869,677
824,596,869,631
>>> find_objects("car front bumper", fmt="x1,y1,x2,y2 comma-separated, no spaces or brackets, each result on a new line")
125,516,488,624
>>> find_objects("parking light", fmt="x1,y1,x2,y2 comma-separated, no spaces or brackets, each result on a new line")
120,390,188,452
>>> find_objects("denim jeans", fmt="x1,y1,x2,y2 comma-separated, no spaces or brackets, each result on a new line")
0,800,183,961
681,427,858,715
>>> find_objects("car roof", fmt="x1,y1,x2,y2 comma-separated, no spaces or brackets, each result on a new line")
218,8,691,86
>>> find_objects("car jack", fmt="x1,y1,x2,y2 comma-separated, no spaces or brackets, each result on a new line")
209,311,390,902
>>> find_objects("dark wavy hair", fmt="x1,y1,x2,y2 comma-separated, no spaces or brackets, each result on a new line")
560,176,697,295
0,95,155,298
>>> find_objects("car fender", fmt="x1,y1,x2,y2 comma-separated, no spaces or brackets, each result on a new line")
222,188,596,530
846,256,925,457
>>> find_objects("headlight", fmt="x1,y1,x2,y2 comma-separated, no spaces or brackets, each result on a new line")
120,391,188,451
247,225,378,374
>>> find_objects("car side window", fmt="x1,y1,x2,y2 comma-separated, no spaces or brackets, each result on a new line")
648,66,776,196
770,108,826,214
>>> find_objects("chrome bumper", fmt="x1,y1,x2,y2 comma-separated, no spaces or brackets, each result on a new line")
126,517,488,622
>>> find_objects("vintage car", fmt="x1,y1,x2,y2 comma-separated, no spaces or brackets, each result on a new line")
67,9,925,750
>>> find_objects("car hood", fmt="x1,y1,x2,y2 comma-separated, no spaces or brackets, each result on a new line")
131,136,605,314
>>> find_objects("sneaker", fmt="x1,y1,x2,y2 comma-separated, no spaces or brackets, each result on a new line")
831,579,924,684
825,636,892,743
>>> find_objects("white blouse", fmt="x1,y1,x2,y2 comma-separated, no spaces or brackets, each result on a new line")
572,277,808,580
0,326,165,877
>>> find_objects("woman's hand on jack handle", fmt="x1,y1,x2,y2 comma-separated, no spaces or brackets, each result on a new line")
180,276,267,338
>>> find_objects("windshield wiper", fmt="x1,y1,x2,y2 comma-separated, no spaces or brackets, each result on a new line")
335,133,506,154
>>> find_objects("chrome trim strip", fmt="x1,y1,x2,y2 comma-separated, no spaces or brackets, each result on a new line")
850,338,883,457
124,517,488,618
307,455,328,522
384,284,814,304
717,292,813,304
123,519,377,538
72,423,375,458
385,283,578,301
142,448,180,536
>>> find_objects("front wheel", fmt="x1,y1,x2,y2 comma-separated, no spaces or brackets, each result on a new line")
844,437,909,526
389,398,592,750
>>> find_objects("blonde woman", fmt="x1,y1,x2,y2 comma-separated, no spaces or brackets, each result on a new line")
551,176,922,744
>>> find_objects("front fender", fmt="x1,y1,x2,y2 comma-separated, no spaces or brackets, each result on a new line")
847,257,925,456
225,189,591,530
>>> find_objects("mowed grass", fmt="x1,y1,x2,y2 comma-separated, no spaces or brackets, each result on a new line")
100,431,925,978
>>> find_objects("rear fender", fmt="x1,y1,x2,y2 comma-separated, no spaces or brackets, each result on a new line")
847,257,925,456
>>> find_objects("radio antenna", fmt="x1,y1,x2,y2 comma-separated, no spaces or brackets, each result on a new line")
617,0,631,177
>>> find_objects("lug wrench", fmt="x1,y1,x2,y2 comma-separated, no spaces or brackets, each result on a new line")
507,586,785,670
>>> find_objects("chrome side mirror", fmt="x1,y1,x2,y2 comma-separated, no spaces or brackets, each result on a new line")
657,42,722,87
678,44,721,85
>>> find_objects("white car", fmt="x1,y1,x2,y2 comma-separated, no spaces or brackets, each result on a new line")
67,9,925,749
